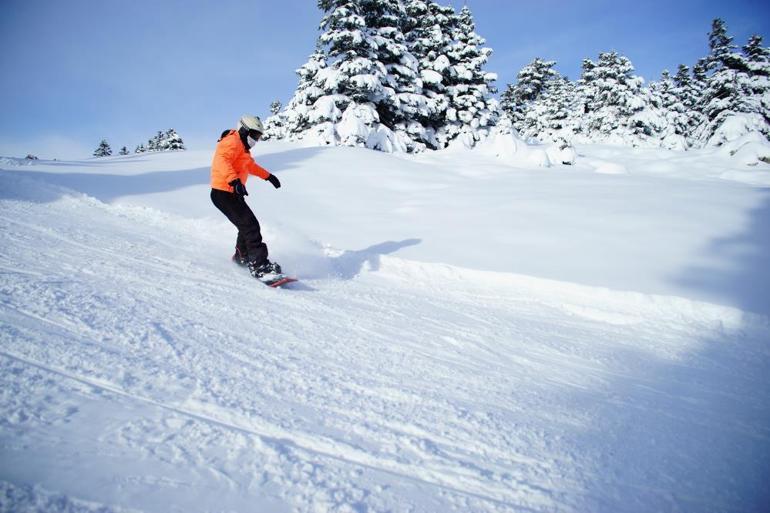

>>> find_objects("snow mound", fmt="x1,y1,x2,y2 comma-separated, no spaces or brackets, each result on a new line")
583,157,628,174
544,142,577,165
707,113,770,148
0,156,35,167
475,122,553,167
718,131,770,167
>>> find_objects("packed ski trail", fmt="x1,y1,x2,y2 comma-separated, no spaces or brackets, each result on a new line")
1,149,770,512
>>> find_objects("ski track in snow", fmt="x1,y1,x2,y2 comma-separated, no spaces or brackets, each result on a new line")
1,167,770,513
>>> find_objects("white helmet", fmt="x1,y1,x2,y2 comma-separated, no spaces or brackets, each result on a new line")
238,114,264,135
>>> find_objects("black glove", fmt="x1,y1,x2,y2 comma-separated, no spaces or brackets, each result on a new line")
229,178,248,196
266,174,281,189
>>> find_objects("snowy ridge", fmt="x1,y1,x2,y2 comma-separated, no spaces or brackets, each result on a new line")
2,148,770,512
0,157,36,167
371,255,758,332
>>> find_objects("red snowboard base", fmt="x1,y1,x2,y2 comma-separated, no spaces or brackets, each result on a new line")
261,275,298,288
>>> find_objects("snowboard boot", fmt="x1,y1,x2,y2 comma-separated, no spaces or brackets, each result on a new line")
266,260,282,275
248,259,282,279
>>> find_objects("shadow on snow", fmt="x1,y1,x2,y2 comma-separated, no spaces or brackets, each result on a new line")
571,321,770,512
0,147,326,204
672,189,770,316
330,239,423,280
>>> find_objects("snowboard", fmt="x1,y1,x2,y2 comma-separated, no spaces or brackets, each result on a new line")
259,274,298,288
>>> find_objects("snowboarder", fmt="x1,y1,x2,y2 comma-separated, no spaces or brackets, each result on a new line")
210,114,282,279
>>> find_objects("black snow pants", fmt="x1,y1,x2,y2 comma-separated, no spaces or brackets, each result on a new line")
210,188,268,266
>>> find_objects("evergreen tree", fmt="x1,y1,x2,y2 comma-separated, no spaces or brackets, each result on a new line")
673,64,700,113
574,57,598,134
147,132,162,152
271,0,422,152
647,70,687,149
402,0,456,148
360,0,433,151
270,1,386,149
119,146,129,155
264,100,285,139
743,35,770,138
163,129,186,151
439,5,498,148
269,0,497,152
313,0,404,150
671,64,706,146
744,35,770,65
500,58,559,133
499,84,517,125
265,49,328,141
703,18,737,73
691,59,709,97
575,51,654,146
93,139,112,157
134,143,146,154
522,75,579,143
695,19,767,145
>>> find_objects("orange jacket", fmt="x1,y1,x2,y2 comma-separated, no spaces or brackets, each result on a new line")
210,130,270,192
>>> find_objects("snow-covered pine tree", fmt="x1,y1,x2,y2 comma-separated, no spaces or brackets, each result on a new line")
162,129,186,151
575,51,655,146
134,143,146,154
93,139,112,157
269,1,393,149
312,0,394,149
157,134,169,152
360,0,434,152
402,0,457,148
691,58,709,97
499,84,517,125
522,74,579,143
263,99,285,140
119,146,129,155
647,70,688,149
269,0,497,152
668,64,707,147
575,58,597,135
703,18,735,74
147,132,163,152
742,35,770,139
264,49,328,141
269,0,432,152
500,58,559,134
694,19,769,145
440,5,498,148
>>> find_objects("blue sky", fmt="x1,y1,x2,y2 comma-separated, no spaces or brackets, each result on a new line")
1,0,768,158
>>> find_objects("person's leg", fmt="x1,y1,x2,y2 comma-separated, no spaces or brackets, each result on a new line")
234,233,248,264
210,189,268,266
238,209,268,266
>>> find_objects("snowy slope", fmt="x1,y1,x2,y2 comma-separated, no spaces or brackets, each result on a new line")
1,144,769,513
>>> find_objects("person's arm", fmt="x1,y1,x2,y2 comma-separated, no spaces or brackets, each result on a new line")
245,158,270,180
245,156,280,188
